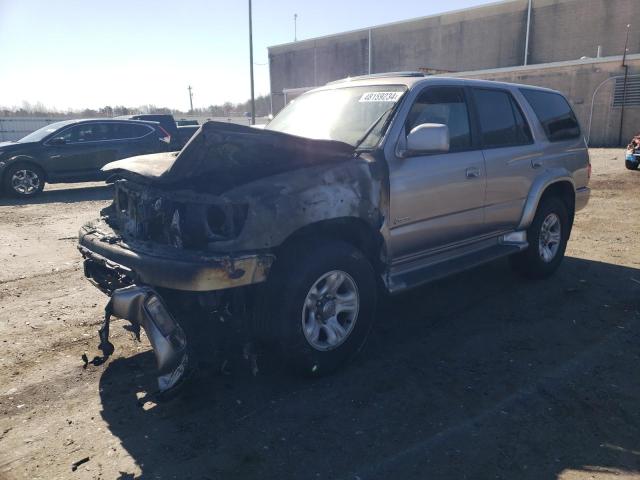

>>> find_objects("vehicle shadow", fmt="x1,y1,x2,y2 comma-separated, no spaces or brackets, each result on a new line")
98,256,640,480
0,183,112,206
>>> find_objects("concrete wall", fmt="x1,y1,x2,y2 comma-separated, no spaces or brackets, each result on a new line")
451,55,640,147
269,0,640,112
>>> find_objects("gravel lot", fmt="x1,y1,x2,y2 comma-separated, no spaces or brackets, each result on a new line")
1,149,639,480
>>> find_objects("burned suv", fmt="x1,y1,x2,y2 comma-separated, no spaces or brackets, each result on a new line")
78,74,590,394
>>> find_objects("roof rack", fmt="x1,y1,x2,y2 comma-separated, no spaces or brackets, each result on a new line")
327,71,426,85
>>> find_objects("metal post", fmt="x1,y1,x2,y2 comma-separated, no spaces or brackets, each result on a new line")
524,0,532,65
368,29,372,74
248,0,255,125
618,24,631,146
294,13,298,42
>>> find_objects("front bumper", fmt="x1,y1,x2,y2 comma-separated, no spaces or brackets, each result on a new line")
99,285,190,394
575,186,590,212
78,220,274,292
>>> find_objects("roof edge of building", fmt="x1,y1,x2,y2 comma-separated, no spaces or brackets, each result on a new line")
268,0,520,52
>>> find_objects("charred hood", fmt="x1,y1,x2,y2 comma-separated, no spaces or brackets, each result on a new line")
103,121,356,192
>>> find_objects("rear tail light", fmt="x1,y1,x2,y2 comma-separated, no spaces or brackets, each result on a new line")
158,126,171,144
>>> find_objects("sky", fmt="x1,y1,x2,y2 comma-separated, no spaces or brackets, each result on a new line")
0,0,499,111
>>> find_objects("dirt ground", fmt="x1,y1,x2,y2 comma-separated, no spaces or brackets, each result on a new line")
0,149,639,480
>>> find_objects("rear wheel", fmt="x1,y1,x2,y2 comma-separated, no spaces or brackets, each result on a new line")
3,164,45,197
267,240,377,376
510,196,570,279
625,160,639,171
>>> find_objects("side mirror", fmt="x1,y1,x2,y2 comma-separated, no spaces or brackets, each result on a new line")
49,137,66,146
404,123,449,156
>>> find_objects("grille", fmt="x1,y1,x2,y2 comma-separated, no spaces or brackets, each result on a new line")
613,76,640,107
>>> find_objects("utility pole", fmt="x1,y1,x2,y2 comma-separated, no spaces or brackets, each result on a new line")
619,24,631,146
188,85,194,113
248,0,255,125
294,13,298,42
524,0,532,65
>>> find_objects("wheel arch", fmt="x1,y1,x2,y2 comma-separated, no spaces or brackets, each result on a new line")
1,156,47,183
274,217,386,273
518,172,575,230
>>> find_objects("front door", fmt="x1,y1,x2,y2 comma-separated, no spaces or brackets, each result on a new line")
387,86,487,260
46,122,118,180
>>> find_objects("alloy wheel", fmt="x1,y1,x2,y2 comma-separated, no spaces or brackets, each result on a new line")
11,169,41,195
301,270,360,351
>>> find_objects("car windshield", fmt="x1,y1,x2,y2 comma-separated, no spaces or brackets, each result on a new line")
17,120,75,143
266,84,407,147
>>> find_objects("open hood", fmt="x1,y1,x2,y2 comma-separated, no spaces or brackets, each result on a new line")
103,121,355,191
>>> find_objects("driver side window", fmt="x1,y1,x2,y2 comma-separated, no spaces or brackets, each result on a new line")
406,87,472,151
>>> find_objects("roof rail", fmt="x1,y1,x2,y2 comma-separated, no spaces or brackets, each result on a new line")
327,71,426,85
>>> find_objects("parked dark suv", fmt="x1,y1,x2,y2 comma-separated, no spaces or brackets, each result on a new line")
0,118,171,197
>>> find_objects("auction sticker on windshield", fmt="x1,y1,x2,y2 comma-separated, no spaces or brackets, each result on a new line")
359,91,403,102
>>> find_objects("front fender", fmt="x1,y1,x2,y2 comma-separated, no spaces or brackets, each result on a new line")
211,160,383,252
517,168,575,230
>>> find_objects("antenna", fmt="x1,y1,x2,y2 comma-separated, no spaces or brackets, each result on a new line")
188,85,194,112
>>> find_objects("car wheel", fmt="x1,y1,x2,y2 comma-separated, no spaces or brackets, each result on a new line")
3,164,45,197
267,240,377,376
510,196,570,279
625,160,639,171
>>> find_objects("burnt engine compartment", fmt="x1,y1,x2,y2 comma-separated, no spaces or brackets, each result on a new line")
104,179,248,250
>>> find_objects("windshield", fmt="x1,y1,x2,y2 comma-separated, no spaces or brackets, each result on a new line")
266,85,406,147
17,120,75,143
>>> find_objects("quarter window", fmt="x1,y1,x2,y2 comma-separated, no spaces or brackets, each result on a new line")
520,89,581,142
473,88,533,148
111,123,151,140
406,87,472,151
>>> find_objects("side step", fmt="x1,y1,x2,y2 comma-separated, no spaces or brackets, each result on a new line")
387,242,525,295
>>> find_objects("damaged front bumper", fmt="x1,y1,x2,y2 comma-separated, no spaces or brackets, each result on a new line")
103,285,190,394
78,221,274,293
79,221,274,396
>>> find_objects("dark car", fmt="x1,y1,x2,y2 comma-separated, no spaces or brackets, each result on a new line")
0,118,171,197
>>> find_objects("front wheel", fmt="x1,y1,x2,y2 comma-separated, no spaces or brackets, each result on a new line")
626,160,639,171
510,196,570,279
3,164,45,197
267,240,377,376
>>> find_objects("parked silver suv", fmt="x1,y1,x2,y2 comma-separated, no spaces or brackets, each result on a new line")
79,73,590,395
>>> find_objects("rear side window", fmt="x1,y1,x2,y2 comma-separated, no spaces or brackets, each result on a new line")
473,88,533,148
406,86,472,151
520,89,581,142
111,123,152,140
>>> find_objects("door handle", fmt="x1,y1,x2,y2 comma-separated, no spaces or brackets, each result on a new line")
465,167,481,179
531,159,543,169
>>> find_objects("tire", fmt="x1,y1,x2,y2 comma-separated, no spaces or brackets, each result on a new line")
267,240,377,376
3,163,45,198
626,160,639,171
510,196,570,279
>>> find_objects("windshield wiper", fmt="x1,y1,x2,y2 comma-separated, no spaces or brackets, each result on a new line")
353,105,396,151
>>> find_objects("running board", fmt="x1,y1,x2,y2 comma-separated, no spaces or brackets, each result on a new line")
387,241,526,295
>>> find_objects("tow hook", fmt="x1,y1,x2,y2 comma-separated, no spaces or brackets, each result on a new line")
97,285,190,395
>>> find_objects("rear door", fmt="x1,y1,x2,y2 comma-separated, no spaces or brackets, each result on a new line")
470,87,538,233
109,122,159,160
387,85,487,259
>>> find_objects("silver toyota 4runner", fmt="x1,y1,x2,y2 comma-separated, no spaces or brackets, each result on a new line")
78,73,590,395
